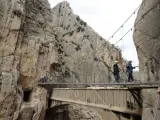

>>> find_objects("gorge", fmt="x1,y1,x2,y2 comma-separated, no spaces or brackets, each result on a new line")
0,0,160,120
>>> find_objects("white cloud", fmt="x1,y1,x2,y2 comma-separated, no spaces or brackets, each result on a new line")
48,0,142,69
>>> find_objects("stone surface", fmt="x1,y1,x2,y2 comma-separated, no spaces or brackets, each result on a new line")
0,0,125,119
68,104,102,120
51,2,126,83
133,0,160,119
133,0,160,82
0,0,53,119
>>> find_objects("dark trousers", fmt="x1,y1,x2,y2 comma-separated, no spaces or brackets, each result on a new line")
41,77,47,83
114,73,119,82
128,73,133,82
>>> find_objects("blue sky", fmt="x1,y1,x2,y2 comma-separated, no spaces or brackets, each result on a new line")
48,0,142,70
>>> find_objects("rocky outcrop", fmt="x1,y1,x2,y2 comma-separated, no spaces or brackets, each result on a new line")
133,0,160,120
0,0,55,119
0,0,125,120
133,0,160,82
68,104,102,120
51,2,126,83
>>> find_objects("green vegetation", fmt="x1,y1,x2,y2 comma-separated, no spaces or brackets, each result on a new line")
13,10,22,17
110,56,113,60
75,45,81,51
76,16,80,21
81,28,85,32
83,22,87,27
77,27,81,32
62,31,74,37
69,31,74,36
94,57,99,62
90,44,93,49
76,26,85,32
76,16,87,27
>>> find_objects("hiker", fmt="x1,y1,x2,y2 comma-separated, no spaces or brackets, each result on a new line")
41,75,47,83
113,61,120,82
126,61,135,82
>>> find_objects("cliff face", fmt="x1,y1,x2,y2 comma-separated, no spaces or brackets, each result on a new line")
133,0,160,120
134,0,160,82
51,2,126,83
0,0,54,119
0,0,124,120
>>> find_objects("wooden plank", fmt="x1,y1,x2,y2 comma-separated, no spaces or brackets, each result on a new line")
114,90,117,107
101,90,104,105
106,90,109,104
119,90,121,107
75,89,77,100
120,90,124,108
104,90,107,104
96,90,98,104
111,90,114,106
102,90,106,104
82,89,84,102
115,90,118,107
84,89,86,102
117,90,119,107
99,90,102,105
108,90,110,106
80,89,82,101
85,89,87,103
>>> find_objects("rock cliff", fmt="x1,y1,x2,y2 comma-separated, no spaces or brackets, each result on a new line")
0,0,124,120
134,0,160,82
133,0,160,119
51,2,127,83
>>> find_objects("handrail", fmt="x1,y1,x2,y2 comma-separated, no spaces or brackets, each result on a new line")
38,81,159,88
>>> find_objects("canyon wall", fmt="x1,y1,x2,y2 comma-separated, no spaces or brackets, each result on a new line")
51,2,126,83
133,0,160,119
0,0,125,120
134,0,160,82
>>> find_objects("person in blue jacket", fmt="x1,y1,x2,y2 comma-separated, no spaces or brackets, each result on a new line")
126,61,135,82
40,75,47,83
113,61,120,82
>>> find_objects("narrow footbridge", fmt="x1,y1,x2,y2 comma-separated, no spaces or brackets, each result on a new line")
39,82,159,118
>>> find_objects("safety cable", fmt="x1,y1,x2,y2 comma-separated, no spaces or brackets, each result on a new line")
79,1,144,65
100,1,160,77
114,0,160,45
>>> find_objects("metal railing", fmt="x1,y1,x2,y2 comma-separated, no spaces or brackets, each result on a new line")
38,79,159,88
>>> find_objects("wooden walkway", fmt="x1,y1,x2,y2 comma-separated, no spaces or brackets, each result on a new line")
38,82,159,89
39,82,159,117
49,86,158,116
